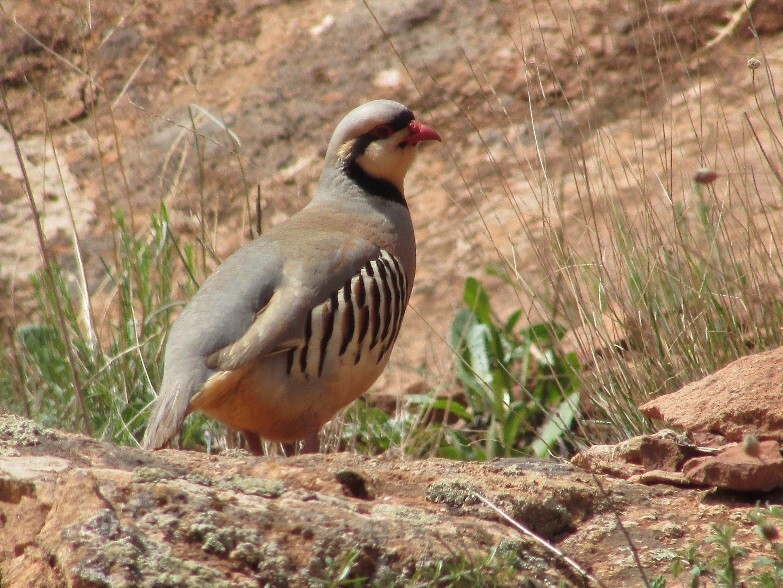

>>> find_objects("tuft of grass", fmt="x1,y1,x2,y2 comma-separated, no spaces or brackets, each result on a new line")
304,541,537,587
430,27,783,447
312,548,368,588
565,169,783,441
0,204,211,447
408,546,526,588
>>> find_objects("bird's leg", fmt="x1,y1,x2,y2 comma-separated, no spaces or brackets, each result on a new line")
277,427,322,457
243,430,264,456
281,431,321,456
300,431,321,454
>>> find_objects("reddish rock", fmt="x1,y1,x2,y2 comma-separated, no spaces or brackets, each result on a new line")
571,444,645,479
0,413,640,586
628,470,691,486
640,347,783,442
571,429,699,478
682,440,783,492
689,431,728,449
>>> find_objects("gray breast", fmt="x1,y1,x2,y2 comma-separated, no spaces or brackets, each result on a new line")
285,249,409,379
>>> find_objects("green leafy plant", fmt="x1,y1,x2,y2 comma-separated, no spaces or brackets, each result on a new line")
408,544,526,588
748,506,783,587
670,525,748,588
663,510,783,588
417,276,580,460
329,397,415,454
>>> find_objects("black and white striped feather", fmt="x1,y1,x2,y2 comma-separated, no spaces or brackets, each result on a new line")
285,249,409,380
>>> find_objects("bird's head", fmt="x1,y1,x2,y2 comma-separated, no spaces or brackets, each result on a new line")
325,100,441,198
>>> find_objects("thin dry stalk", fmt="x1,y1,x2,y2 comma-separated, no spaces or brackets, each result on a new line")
473,491,606,588
1,90,93,436
744,113,783,190
4,327,32,418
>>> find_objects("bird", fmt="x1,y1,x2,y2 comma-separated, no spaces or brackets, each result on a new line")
142,99,440,455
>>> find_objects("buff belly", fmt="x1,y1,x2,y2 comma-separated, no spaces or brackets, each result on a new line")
192,347,390,441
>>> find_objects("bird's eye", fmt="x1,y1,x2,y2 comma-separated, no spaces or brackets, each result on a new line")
371,124,393,139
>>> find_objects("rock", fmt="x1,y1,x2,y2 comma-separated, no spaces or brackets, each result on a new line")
2,411,770,586
682,440,783,492
628,469,691,486
571,429,699,478
571,428,783,492
640,347,783,442
0,413,623,586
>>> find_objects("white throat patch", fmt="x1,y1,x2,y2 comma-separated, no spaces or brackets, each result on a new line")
353,131,417,193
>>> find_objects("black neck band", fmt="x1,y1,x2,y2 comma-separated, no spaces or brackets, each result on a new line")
344,160,407,206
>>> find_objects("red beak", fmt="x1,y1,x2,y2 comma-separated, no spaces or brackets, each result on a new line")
405,119,441,146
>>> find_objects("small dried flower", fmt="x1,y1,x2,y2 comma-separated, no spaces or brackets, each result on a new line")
760,523,780,542
693,167,718,185
747,57,761,70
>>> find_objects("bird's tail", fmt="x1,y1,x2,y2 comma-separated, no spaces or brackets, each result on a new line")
142,377,194,450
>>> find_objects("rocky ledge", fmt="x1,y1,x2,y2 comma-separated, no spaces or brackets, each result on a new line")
2,410,782,587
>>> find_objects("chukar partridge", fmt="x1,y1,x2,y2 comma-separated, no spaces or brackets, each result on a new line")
143,100,440,454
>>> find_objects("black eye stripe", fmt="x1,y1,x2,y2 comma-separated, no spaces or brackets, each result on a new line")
348,135,374,160
374,124,393,139
388,109,414,132
362,110,414,143
346,110,414,161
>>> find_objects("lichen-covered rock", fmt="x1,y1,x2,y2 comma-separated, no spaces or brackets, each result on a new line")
1,414,621,587
0,412,51,455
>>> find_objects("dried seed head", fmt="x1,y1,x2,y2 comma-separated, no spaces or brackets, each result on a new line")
693,167,718,185
747,57,761,70
742,434,760,456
